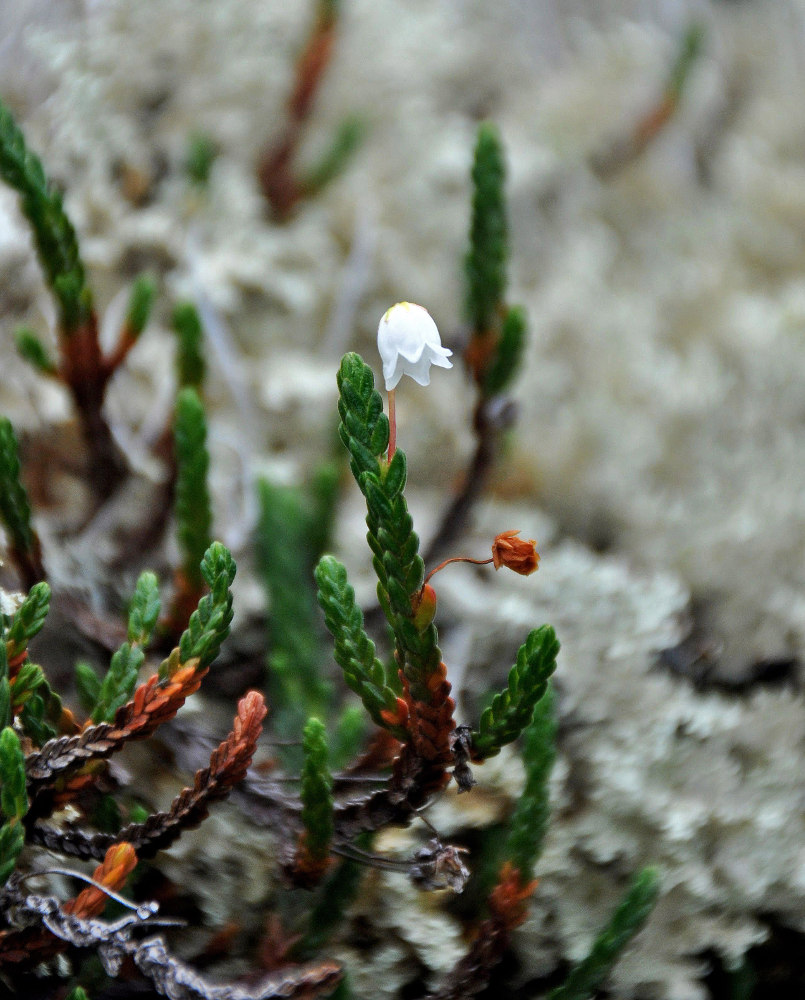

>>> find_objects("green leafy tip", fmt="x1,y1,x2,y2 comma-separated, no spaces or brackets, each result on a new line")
302,115,365,196
184,130,218,188
126,275,156,338
4,585,62,746
6,581,50,660
301,716,334,862
668,23,705,100
91,643,143,724
172,302,206,389
315,555,405,738
0,725,27,884
0,416,36,556
89,572,161,724
174,387,212,589
504,685,557,882
0,820,24,887
550,868,660,1000
127,571,161,645
317,0,341,27
0,97,90,332
465,121,507,334
75,660,102,714
175,542,236,671
336,352,388,484
472,625,560,760
484,304,527,397
0,726,28,821
15,327,56,375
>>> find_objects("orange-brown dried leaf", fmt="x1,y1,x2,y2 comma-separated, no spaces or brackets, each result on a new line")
112,663,208,740
380,696,409,730
26,663,210,810
63,842,137,918
402,665,455,765
488,861,538,931
209,690,267,786
106,691,267,858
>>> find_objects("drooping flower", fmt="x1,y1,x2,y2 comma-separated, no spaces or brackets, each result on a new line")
377,302,453,391
491,530,539,576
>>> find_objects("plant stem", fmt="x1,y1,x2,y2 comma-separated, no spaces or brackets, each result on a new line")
387,387,397,461
423,554,492,586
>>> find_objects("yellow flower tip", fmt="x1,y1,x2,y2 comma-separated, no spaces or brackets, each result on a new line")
491,530,539,576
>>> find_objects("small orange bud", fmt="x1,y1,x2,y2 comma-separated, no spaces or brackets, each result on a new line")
491,530,539,576
411,583,438,630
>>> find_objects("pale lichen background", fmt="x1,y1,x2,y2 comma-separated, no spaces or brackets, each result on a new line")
1,1,805,997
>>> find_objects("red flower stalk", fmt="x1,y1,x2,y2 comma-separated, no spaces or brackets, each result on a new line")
421,530,539,589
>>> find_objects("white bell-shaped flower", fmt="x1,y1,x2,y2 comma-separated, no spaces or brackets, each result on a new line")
377,302,453,391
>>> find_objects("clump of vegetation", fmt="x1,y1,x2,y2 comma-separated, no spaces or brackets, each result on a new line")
0,89,657,1000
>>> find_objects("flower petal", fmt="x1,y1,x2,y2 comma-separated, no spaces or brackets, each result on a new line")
377,302,453,391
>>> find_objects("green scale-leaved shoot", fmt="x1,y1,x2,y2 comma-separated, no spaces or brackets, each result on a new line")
77,571,161,724
465,122,507,336
0,417,43,586
0,98,90,333
125,274,156,340
257,477,332,726
503,684,557,882
336,352,442,706
4,582,65,744
550,867,660,1000
174,387,213,593
300,716,334,866
4,581,50,664
14,327,56,375
0,726,27,885
472,624,559,760
483,303,527,398
154,541,236,685
464,123,529,397
315,554,405,739
173,302,206,390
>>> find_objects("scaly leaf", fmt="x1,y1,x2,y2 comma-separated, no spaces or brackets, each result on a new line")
174,387,212,590
0,97,90,332
465,121,507,335
472,625,559,759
